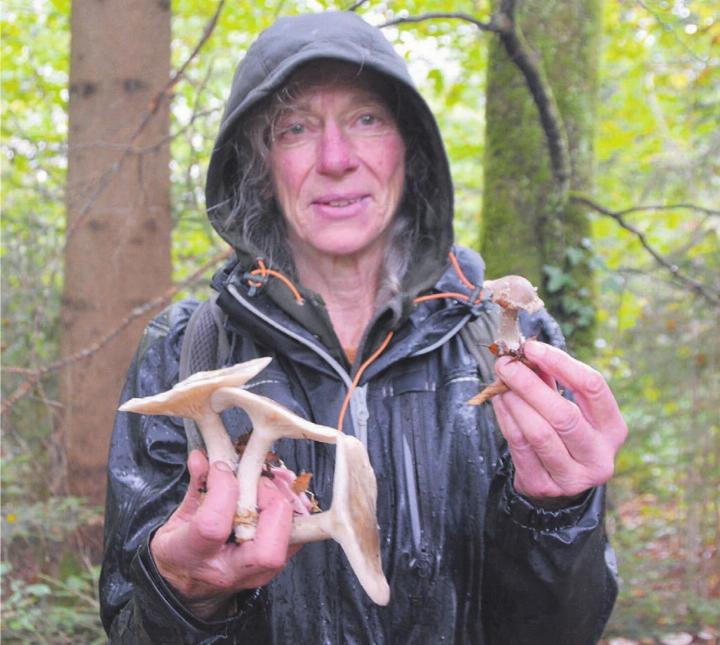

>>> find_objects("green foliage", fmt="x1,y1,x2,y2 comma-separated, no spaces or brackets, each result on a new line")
1,562,105,644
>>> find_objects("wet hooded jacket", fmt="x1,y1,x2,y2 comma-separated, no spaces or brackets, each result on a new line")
100,11,618,645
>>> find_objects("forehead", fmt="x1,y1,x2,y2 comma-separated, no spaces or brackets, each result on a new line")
278,60,396,110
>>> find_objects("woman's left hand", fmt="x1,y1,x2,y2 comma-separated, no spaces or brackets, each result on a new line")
491,340,627,503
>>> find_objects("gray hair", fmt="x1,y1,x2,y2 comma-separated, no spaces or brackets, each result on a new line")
224,63,436,315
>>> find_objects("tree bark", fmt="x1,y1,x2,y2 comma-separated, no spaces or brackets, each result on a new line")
60,0,172,505
481,0,602,356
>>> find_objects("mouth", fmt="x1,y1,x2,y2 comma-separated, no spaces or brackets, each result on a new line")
311,194,370,218
313,194,369,208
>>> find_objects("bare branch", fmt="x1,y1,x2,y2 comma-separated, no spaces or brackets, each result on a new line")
379,12,499,32
573,195,720,306
379,4,570,198
1,249,232,417
496,0,570,196
347,0,370,11
615,203,720,217
65,0,226,243
151,0,226,119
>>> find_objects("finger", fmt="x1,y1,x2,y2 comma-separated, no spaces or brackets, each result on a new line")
268,468,311,515
496,357,607,464
497,389,578,473
171,450,210,522
523,342,627,448
238,476,294,572
492,394,562,498
188,461,239,556
491,390,532,451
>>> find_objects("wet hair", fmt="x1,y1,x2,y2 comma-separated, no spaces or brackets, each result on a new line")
224,60,436,314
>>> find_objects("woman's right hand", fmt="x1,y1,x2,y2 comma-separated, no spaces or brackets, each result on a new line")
150,450,299,620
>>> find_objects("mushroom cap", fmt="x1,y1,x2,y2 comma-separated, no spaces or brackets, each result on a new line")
483,275,544,313
210,386,340,444
118,357,272,418
329,433,390,606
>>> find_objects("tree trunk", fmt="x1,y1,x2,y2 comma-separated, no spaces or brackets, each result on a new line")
60,0,172,506
481,0,602,356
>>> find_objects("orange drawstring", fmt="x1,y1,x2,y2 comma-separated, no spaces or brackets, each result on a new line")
335,252,486,432
414,291,482,305
246,258,304,304
244,254,484,434
336,330,394,431
449,251,476,291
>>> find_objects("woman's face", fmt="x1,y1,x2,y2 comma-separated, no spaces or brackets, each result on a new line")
269,81,406,263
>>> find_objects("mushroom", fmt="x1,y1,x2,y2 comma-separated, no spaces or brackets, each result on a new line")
119,357,272,467
467,275,544,406
210,385,340,542
119,358,391,605
289,432,390,606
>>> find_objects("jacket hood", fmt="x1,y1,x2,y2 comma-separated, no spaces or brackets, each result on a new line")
205,11,454,303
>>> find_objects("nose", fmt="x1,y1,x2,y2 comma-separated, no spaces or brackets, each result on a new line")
316,121,358,177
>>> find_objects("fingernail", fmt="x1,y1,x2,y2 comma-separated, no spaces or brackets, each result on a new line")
498,358,519,377
526,341,546,359
212,460,234,473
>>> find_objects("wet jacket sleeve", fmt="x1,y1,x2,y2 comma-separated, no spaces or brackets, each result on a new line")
481,454,618,645
99,302,270,644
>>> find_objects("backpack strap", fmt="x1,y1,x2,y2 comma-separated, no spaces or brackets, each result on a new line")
178,292,231,454
459,307,500,387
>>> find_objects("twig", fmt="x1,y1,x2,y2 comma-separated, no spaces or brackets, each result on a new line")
379,11,499,32
65,0,226,243
636,0,708,64
497,0,570,195
614,203,720,217
1,249,232,417
574,195,720,306
347,0,370,11
379,4,571,197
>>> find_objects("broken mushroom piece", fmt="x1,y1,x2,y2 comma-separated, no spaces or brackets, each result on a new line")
210,385,340,542
119,357,272,468
467,275,544,406
290,432,390,606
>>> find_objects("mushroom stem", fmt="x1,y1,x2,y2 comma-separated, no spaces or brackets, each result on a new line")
288,433,390,606
210,386,340,542
195,410,239,469
467,275,544,406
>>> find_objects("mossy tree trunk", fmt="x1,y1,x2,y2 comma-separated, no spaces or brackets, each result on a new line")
60,0,172,507
481,0,602,356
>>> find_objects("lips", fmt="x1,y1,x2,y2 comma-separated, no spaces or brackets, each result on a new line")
313,193,368,207
311,193,370,218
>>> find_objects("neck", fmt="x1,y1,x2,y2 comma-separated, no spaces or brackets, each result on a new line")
292,245,385,350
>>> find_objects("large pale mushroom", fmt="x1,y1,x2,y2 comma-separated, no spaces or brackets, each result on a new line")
119,359,391,605
467,275,544,406
119,358,272,467
210,386,340,542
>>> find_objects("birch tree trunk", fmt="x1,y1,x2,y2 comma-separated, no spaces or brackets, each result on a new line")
60,0,172,505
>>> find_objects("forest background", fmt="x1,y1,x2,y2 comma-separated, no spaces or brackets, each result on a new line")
1,0,718,643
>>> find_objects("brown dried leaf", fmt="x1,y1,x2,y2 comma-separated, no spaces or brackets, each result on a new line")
292,471,313,495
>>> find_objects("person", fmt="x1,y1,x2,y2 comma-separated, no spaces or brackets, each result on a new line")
100,11,627,644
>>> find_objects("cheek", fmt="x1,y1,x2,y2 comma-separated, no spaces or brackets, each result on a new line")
382,140,406,200
271,154,306,207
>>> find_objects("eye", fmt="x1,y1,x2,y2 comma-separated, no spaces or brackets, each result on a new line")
358,113,378,126
275,121,305,140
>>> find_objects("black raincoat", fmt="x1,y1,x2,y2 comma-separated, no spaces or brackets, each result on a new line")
100,11,618,644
